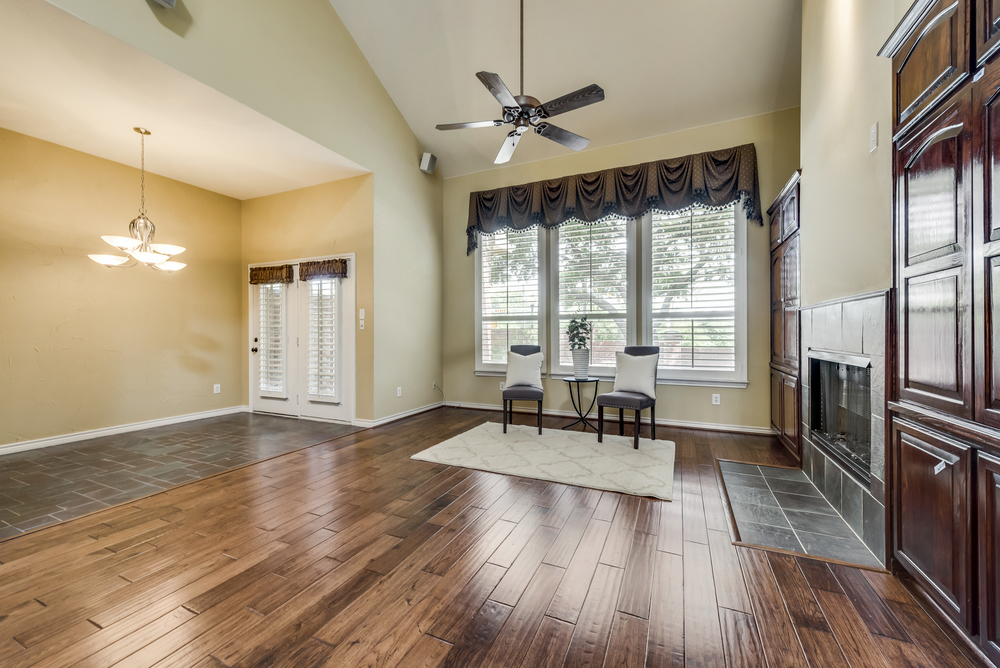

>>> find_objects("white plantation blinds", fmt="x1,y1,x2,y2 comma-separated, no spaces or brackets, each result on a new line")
557,219,629,368
650,205,737,372
307,278,338,400
480,230,540,365
258,283,286,395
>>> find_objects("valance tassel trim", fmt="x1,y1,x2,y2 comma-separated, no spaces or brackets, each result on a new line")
466,143,762,254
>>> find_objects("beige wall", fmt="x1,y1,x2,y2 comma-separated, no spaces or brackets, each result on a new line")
49,0,445,421
0,128,243,445
240,176,376,421
799,0,902,305
443,109,801,431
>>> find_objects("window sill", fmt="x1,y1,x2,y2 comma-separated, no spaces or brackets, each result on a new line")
475,370,550,378
656,378,749,389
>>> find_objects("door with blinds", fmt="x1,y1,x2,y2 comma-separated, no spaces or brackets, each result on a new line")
250,255,356,424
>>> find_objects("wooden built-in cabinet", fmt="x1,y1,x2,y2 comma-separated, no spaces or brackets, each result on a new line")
884,1,1000,661
768,171,801,459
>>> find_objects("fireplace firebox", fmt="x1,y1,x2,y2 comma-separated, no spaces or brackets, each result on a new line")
808,351,872,488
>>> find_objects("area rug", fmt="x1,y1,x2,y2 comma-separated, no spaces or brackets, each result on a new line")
411,422,675,501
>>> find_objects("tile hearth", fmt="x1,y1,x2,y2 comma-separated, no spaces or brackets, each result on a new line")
720,461,881,568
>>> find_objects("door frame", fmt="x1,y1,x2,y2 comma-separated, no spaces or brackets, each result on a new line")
248,252,357,426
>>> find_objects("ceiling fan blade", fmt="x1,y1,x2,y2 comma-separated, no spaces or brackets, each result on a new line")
535,123,590,151
494,131,521,164
539,84,605,118
476,71,519,109
436,120,504,130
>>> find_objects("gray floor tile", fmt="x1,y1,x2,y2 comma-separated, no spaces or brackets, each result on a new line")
766,477,823,498
722,472,771,491
719,462,762,476
783,509,858,540
738,522,803,552
796,530,881,568
731,502,790,529
772,492,839,516
760,467,809,482
725,485,780,508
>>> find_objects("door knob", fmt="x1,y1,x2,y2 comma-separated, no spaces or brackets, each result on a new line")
252,347,258,353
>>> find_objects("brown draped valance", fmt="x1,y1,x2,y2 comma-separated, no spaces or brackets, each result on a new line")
249,264,294,284
466,143,762,254
299,258,349,281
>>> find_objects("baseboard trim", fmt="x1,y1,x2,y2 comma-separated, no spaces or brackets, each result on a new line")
443,401,773,436
0,406,252,456
355,402,445,429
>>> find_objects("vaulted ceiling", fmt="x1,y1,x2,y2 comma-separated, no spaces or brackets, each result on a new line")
330,0,802,178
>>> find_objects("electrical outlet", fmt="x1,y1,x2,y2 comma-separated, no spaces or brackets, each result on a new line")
712,393,721,405
214,384,221,394
397,386,402,397
870,122,878,153
500,381,505,391
360,320,365,330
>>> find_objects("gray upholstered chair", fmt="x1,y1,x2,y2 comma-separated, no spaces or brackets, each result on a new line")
502,345,543,435
597,346,660,449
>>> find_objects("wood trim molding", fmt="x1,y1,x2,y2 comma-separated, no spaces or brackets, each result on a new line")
878,0,941,58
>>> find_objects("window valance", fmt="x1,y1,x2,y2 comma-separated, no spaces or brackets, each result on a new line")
249,264,294,284
299,258,348,281
466,143,762,254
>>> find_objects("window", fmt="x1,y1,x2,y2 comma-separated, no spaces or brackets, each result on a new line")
307,278,338,402
551,218,633,375
258,283,287,397
644,204,747,385
475,228,544,372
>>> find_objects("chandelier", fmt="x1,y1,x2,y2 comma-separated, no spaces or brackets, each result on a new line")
89,128,186,271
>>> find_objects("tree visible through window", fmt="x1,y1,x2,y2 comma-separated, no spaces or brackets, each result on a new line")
479,229,540,365
556,219,629,369
650,205,737,372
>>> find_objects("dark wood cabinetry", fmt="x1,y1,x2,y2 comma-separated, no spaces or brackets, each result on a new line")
892,418,973,629
769,171,801,459
884,1,1000,660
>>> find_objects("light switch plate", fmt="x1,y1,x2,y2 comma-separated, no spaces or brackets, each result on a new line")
359,308,365,320
213,384,221,394
869,122,878,153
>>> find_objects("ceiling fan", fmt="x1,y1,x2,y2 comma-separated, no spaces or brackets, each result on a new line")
435,0,605,165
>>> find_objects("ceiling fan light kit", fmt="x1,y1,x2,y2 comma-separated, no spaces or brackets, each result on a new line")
89,128,186,272
436,0,605,164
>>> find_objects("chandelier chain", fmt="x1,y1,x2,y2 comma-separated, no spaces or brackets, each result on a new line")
140,132,146,216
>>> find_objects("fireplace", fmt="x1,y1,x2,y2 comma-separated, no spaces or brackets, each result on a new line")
808,350,872,488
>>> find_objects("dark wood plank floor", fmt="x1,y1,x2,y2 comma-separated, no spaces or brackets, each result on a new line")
0,407,984,667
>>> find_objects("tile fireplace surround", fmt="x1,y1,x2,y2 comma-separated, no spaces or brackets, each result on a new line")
799,291,888,565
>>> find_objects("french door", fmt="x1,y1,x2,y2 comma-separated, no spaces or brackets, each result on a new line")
250,255,356,424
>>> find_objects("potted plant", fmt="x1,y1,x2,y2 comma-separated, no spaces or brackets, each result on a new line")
567,315,593,379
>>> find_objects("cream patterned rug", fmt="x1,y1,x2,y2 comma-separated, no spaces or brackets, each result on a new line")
411,422,675,501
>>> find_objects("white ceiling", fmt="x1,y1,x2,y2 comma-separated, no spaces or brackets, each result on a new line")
0,0,367,201
330,0,802,178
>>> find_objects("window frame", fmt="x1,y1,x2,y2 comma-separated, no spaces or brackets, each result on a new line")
474,226,548,375
548,218,637,378
303,276,342,405
641,203,749,388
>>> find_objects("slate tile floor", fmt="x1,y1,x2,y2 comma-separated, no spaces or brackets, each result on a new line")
0,413,361,540
720,461,882,568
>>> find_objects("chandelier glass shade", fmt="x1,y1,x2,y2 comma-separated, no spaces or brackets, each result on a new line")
89,128,186,272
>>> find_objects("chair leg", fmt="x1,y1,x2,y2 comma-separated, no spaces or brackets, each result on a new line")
619,410,624,436
598,406,604,442
503,399,508,434
634,409,640,450
651,404,656,441
537,401,543,435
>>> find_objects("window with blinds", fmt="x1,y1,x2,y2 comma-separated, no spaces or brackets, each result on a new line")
258,283,286,396
555,218,629,369
649,205,737,375
307,278,338,401
478,229,541,367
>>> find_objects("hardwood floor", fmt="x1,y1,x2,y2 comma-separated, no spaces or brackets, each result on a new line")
0,407,985,667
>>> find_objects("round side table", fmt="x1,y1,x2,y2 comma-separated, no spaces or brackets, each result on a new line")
562,377,601,431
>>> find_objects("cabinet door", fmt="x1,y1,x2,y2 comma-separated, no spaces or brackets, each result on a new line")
782,236,800,366
892,0,969,135
781,374,800,458
781,183,799,239
896,86,974,419
771,369,782,433
892,418,973,629
974,63,1000,427
979,450,1000,664
976,0,1000,66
